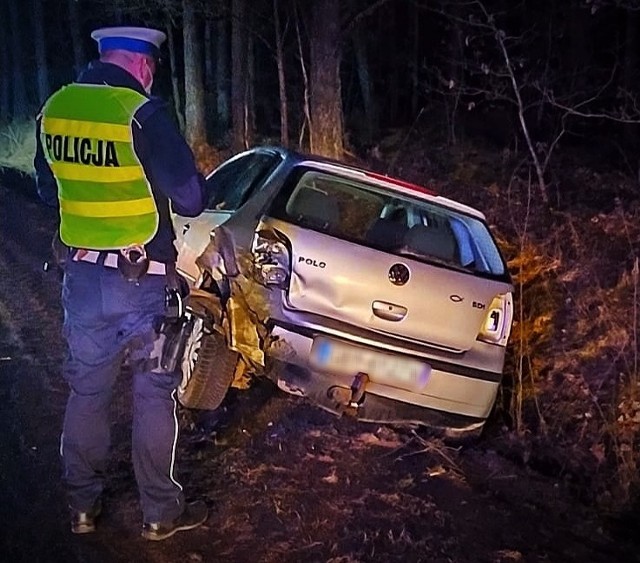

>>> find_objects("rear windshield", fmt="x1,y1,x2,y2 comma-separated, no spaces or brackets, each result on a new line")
268,168,509,281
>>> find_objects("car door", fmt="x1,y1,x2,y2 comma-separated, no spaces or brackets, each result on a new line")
174,149,283,281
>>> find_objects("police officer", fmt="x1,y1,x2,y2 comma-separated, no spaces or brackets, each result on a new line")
34,26,208,541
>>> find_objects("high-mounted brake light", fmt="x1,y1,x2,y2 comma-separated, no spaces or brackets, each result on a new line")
477,293,513,346
251,229,291,288
363,171,437,196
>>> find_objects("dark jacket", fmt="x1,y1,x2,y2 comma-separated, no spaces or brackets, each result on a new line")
34,61,206,262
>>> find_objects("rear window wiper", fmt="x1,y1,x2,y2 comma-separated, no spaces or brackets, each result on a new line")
392,246,469,273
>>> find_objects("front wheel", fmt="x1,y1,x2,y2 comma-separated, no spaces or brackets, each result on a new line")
177,315,238,410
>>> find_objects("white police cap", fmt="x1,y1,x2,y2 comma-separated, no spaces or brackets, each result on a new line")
91,26,166,58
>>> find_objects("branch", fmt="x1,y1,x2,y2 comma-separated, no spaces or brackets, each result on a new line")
487,6,548,202
543,94,640,124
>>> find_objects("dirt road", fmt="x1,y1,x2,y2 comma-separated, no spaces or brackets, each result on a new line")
1,172,638,563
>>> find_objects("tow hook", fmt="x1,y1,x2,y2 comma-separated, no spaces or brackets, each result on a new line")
349,372,369,407
328,372,369,415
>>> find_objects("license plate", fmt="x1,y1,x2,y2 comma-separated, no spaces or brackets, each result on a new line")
310,337,431,391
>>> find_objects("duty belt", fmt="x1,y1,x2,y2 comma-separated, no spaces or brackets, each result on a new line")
71,249,167,276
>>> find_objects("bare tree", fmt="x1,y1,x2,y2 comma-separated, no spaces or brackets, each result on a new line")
231,0,251,151
304,0,392,156
294,2,311,149
566,0,591,94
7,0,28,117
216,13,231,132
32,0,50,104
443,1,465,145
68,0,85,77
308,0,343,158
204,18,215,93
418,1,552,200
164,13,185,132
0,0,11,121
422,0,640,203
492,23,549,202
183,0,206,146
352,24,378,145
273,0,289,146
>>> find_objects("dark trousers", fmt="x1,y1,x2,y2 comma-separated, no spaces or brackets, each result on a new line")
61,260,184,523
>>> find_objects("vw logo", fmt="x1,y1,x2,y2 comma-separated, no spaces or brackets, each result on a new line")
388,263,410,286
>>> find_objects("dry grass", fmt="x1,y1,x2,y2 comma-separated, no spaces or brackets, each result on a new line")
486,177,640,510
422,142,640,512
0,119,36,175
0,119,224,178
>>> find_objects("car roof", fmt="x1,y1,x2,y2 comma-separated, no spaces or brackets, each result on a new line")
251,146,486,221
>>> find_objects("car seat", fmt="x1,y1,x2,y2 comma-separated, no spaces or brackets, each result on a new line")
403,222,459,262
365,206,408,249
289,186,340,231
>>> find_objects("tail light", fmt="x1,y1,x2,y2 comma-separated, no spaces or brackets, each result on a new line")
251,228,291,288
477,292,513,346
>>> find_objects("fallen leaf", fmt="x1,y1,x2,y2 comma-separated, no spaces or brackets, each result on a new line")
427,465,446,477
591,443,606,465
322,469,339,484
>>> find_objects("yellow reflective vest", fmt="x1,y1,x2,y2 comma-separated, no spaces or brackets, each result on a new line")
40,84,159,250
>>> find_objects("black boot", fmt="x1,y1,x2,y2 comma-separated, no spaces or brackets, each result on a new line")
141,500,208,541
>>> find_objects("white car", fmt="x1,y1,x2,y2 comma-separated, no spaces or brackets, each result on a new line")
173,146,513,440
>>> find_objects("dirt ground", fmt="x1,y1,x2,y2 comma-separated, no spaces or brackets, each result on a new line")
1,172,639,563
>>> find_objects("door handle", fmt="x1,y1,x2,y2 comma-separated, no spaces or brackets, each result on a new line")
182,223,191,235
372,301,407,321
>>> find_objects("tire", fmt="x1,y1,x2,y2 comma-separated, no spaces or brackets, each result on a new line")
177,315,238,410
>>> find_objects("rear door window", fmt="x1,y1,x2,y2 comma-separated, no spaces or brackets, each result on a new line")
205,151,281,211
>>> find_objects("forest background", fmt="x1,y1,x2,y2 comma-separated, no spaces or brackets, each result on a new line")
2,0,640,517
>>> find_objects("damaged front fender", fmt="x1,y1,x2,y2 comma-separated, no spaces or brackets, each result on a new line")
193,226,276,385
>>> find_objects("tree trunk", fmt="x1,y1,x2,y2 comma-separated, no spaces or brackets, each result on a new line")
216,15,230,132
68,0,85,77
204,17,218,138
231,0,250,152
386,6,399,123
294,2,311,148
273,0,289,147
309,0,343,158
566,0,589,93
446,1,464,145
411,8,420,118
32,0,49,104
7,0,28,117
205,19,215,92
183,0,207,146
165,15,185,132
0,0,10,121
352,25,377,145
247,32,255,145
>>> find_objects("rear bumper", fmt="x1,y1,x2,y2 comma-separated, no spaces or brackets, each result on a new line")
266,322,503,424
275,362,486,436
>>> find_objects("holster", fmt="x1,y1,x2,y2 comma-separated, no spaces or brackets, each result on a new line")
164,286,184,320
139,287,189,373
130,311,191,374
157,315,192,372
117,246,149,282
